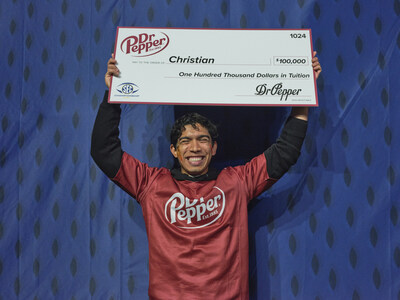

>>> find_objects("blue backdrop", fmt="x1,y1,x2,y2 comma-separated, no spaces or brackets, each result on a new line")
1,0,399,299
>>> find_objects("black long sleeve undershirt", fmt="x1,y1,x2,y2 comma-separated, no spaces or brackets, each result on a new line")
91,91,308,180
264,116,307,179
90,91,123,178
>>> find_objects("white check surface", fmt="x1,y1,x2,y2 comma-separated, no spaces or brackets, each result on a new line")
109,28,318,106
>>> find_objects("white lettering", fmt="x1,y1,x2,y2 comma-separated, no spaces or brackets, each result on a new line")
167,193,185,224
196,202,207,221
164,187,226,229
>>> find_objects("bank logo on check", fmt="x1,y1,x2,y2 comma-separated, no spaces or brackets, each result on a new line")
116,82,139,95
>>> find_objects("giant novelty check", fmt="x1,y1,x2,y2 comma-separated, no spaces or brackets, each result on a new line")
109,27,318,106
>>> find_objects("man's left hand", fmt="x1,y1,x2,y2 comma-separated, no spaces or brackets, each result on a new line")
312,51,322,79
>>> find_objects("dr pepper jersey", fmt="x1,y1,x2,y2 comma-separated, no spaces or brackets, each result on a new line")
112,152,276,300
91,91,308,299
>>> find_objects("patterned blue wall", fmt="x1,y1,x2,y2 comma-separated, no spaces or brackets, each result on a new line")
1,0,399,299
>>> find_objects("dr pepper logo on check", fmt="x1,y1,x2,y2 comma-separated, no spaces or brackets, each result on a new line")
120,32,170,57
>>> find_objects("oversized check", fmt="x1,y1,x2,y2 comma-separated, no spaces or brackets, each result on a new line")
109,27,318,106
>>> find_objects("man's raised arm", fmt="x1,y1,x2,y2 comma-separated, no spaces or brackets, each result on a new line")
90,55,123,178
264,52,321,179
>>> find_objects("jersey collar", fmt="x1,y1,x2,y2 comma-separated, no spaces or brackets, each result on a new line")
170,167,220,181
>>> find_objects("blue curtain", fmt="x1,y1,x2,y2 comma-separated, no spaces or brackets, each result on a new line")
0,0,399,299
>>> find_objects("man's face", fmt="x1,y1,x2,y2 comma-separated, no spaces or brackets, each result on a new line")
170,123,217,176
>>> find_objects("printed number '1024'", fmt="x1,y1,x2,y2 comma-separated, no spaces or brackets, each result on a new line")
290,33,307,38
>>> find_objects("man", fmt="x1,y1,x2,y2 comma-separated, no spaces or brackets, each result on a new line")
91,54,321,299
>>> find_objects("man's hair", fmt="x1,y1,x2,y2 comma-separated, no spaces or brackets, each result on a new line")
170,113,218,147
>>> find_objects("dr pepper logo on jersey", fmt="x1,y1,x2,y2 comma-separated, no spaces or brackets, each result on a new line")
120,32,170,57
164,187,226,229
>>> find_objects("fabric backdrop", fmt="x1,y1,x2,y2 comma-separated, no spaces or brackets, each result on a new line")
1,0,399,299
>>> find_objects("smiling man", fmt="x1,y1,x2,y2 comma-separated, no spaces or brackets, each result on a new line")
91,54,321,299
170,113,218,176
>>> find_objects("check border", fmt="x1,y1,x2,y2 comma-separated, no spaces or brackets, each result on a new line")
109,27,318,107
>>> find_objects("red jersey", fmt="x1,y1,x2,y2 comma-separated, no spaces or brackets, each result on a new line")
113,152,277,300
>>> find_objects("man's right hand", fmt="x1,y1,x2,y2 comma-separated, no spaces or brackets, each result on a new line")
105,54,120,89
